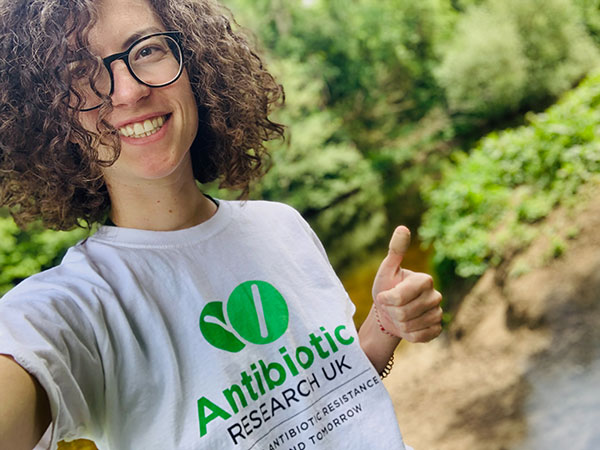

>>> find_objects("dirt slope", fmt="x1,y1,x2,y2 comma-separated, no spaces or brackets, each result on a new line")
386,183,600,450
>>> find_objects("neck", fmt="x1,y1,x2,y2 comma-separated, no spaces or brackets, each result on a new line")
106,174,217,231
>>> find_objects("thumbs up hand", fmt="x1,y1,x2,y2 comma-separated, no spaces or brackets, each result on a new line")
371,226,443,343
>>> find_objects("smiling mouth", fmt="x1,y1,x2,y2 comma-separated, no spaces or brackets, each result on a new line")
119,114,169,138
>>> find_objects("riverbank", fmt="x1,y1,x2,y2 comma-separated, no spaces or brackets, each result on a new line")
386,182,600,449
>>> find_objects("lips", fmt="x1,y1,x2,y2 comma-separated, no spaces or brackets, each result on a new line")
118,114,168,138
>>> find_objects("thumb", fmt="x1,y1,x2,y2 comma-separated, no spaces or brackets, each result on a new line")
376,226,411,283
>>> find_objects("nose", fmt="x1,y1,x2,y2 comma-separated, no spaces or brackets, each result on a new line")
109,60,151,107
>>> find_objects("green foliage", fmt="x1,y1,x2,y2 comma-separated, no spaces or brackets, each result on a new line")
0,215,89,295
573,0,600,45
546,236,566,260
222,0,600,267
451,0,485,9
436,8,527,117
251,58,388,267
437,0,599,119
226,0,457,148
420,71,600,278
1,0,599,316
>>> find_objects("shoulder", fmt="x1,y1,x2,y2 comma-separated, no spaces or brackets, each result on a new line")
0,244,109,318
227,199,300,216
224,199,307,227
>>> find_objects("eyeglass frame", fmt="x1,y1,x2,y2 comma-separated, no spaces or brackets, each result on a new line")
77,31,184,112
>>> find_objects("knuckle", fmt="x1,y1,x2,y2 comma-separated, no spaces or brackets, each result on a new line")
427,296,440,309
434,307,444,322
420,274,434,291
396,308,408,322
405,331,417,342
382,287,402,306
393,286,407,306
429,325,442,338
397,322,409,333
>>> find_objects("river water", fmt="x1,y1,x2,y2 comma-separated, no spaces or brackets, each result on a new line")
515,357,600,449
513,285,600,450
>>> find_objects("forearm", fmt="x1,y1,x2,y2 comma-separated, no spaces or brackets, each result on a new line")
358,305,401,374
0,355,51,450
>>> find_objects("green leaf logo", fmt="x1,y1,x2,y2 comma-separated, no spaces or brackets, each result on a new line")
199,301,246,353
199,281,289,353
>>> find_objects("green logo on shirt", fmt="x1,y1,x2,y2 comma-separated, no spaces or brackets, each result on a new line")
199,281,289,353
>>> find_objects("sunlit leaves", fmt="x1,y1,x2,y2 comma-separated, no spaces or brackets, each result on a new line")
420,72,600,278
437,0,599,118
0,216,89,295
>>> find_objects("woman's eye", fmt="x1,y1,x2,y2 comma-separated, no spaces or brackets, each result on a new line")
135,45,166,61
139,47,155,58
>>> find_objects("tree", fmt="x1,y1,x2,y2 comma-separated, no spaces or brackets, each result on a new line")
436,0,599,120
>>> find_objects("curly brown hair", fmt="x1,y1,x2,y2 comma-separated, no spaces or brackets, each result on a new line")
0,0,284,230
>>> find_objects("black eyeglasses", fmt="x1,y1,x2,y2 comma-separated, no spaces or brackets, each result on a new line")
69,31,184,111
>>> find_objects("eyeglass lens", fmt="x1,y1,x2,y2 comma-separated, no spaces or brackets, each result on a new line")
70,34,182,111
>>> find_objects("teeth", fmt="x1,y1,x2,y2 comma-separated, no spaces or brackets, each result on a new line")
119,115,167,138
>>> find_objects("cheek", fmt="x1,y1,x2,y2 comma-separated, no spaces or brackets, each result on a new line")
185,103,199,142
181,84,199,142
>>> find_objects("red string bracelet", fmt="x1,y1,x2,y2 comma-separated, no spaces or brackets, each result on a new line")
373,304,396,379
374,304,395,337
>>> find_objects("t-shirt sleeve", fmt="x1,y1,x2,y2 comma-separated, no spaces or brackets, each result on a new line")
0,282,105,447
286,204,358,318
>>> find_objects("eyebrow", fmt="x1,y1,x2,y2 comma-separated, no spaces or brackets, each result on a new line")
121,26,164,50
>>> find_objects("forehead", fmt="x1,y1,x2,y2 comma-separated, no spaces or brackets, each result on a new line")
88,0,165,54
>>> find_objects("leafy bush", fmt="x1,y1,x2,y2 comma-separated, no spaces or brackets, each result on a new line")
436,8,527,117
420,71,600,278
253,58,387,268
0,215,89,295
573,0,600,46
437,0,599,118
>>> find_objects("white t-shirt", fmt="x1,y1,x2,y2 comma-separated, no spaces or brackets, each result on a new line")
0,200,411,450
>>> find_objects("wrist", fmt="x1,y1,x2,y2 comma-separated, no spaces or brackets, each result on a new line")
373,303,396,337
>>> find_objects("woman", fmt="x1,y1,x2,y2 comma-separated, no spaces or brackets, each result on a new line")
0,0,443,448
